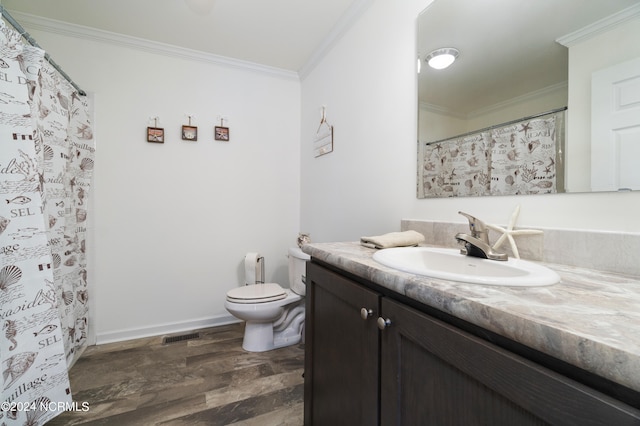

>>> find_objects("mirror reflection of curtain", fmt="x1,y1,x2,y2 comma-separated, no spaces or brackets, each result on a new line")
419,133,491,197
490,114,563,195
418,110,564,198
1,19,95,425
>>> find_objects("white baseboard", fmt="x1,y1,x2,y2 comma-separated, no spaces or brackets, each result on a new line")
95,314,241,345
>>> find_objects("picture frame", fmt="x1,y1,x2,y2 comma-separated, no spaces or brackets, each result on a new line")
182,125,198,141
147,127,164,143
215,126,230,141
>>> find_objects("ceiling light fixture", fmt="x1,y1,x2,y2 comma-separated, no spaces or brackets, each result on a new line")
425,48,459,70
185,0,217,15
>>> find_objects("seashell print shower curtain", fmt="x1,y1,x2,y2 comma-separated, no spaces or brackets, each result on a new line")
418,110,565,198
0,19,94,425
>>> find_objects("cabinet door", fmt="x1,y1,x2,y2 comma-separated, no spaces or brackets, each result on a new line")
305,262,380,425
379,298,640,426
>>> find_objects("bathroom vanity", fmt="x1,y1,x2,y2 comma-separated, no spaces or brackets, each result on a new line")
302,242,640,425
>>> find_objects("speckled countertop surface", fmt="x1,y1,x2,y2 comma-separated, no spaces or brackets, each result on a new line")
302,242,640,393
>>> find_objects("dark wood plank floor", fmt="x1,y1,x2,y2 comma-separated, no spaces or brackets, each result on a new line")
47,323,304,425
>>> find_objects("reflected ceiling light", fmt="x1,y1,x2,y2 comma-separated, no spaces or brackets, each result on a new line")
185,0,216,15
425,48,459,70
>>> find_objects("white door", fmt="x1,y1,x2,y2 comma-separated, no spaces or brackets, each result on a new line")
591,57,640,191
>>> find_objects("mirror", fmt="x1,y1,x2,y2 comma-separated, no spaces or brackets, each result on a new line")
418,0,640,197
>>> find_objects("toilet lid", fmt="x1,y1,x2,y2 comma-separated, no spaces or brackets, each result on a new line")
227,283,287,304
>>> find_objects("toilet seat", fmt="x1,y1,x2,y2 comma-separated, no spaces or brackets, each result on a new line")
226,283,287,304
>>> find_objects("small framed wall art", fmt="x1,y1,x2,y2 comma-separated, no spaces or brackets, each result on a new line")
182,125,197,141
147,127,164,143
215,126,229,141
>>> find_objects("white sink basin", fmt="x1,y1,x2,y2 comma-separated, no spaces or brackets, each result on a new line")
372,246,560,286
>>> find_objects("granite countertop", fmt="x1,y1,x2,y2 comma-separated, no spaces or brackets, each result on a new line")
302,241,640,393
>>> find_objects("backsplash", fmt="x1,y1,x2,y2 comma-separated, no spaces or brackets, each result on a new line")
401,219,640,277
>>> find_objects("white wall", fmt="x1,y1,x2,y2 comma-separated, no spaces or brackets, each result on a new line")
26,27,301,342
301,0,640,243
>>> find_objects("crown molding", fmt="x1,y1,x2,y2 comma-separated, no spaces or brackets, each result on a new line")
421,81,568,120
298,0,375,80
419,102,467,119
556,3,640,47
466,81,568,119
8,10,299,80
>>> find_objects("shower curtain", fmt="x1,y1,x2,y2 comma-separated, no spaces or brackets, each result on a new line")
419,110,564,198
1,19,94,425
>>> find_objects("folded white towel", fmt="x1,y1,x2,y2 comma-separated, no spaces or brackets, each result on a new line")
360,230,425,249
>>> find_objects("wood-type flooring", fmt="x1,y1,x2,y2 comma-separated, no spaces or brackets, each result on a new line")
47,323,304,425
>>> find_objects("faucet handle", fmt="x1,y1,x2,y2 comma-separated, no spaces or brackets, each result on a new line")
458,211,489,243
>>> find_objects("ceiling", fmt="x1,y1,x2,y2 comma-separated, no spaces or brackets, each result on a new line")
4,0,637,97
418,0,639,116
2,0,365,73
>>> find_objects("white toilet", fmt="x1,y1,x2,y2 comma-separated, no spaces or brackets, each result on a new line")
225,247,310,352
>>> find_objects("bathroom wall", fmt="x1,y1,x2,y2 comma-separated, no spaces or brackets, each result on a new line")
21,20,302,343
300,0,640,244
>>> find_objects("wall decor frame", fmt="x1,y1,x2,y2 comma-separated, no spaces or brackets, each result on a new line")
314,106,334,157
182,125,198,141
147,126,164,143
215,126,230,141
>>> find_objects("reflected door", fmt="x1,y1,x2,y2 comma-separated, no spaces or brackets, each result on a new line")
591,57,640,191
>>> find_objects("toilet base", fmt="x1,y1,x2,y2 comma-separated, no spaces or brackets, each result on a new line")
243,322,275,352
242,309,305,352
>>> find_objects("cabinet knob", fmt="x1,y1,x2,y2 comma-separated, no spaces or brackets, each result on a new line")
377,317,392,330
360,308,373,320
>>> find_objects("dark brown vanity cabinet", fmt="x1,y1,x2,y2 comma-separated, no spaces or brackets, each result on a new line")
304,261,640,425
303,261,380,425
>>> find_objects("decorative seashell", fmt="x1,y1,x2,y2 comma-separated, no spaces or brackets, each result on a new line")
528,140,541,153
43,145,54,160
28,397,52,423
52,253,61,268
62,290,74,305
297,233,311,248
505,175,514,186
57,91,69,110
535,180,554,188
64,256,77,267
77,290,89,304
48,215,57,229
0,216,10,235
76,208,87,222
39,103,50,119
507,149,519,161
80,157,94,171
0,265,22,290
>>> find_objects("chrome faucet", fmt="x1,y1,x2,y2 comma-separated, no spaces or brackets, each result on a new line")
455,211,508,261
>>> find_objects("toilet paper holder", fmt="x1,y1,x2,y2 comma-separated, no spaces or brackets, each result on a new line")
255,256,264,284
245,252,265,285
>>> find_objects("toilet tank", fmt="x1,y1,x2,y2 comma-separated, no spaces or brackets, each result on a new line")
288,247,310,296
